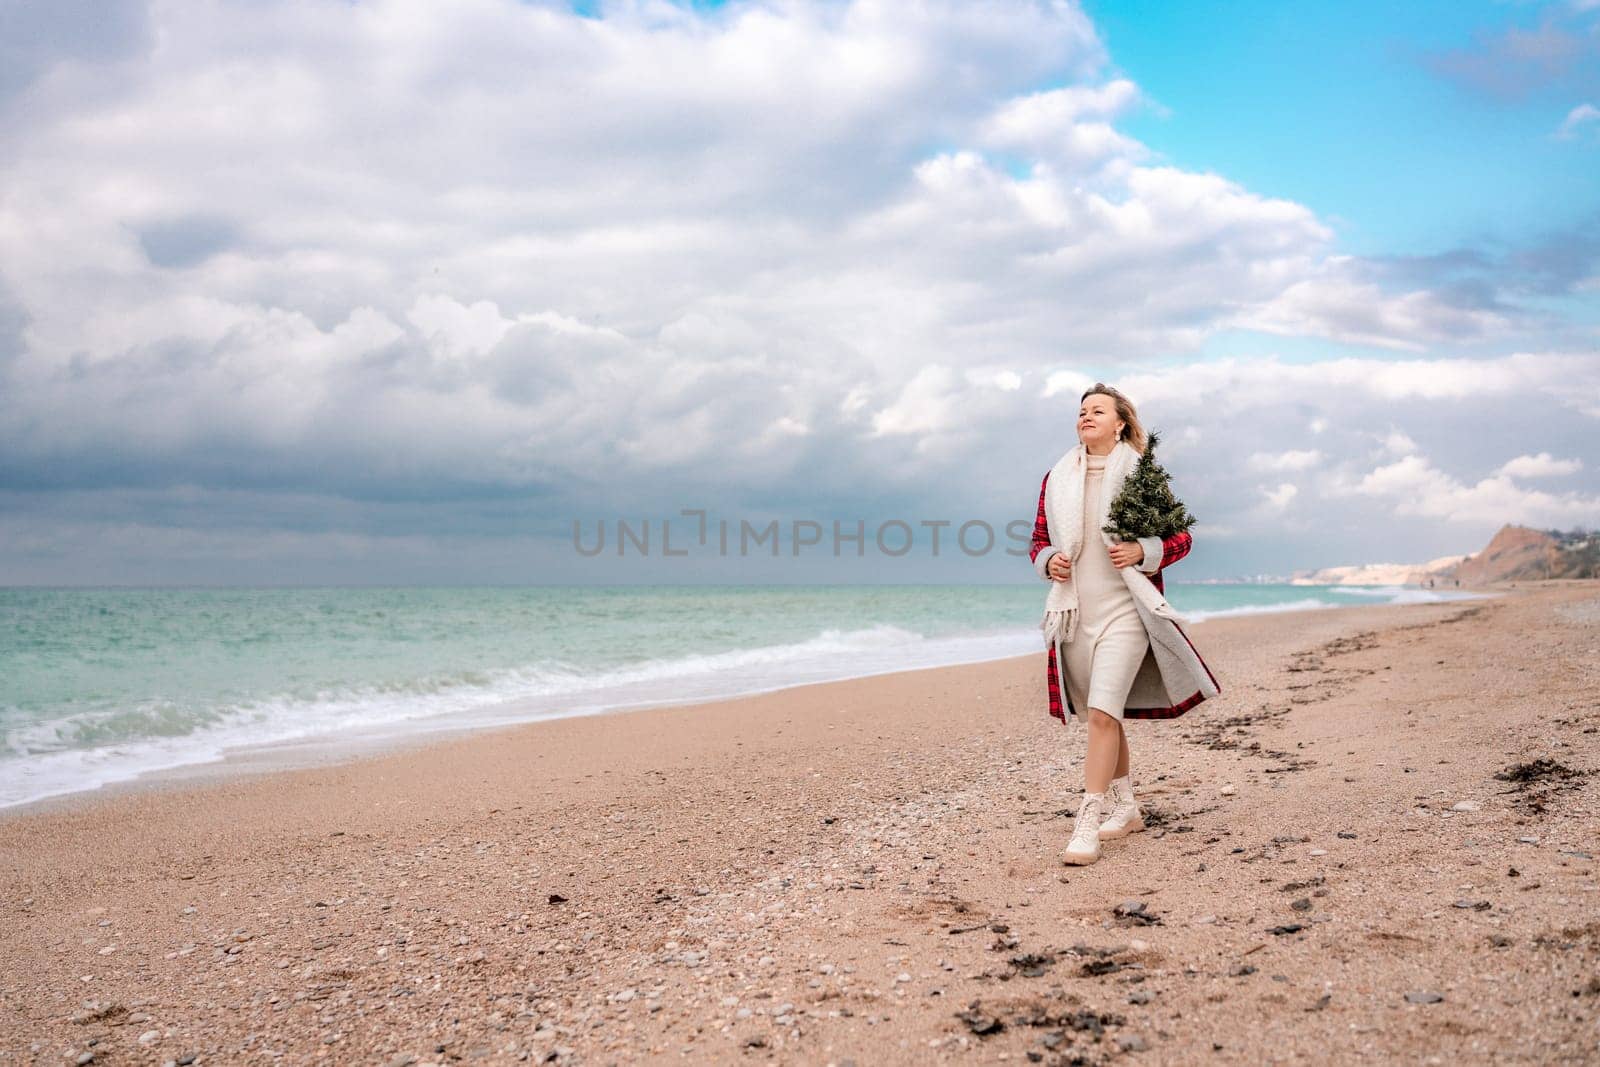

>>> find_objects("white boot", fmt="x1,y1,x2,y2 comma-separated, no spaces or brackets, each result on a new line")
1098,775,1145,841
1062,791,1106,866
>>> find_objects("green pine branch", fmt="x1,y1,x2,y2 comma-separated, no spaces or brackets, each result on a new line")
1101,430,1198,542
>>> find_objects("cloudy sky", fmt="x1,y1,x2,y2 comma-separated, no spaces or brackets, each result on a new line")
1,0,1597,586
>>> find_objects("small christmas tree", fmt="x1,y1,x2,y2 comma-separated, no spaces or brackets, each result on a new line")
1102,430,1197,542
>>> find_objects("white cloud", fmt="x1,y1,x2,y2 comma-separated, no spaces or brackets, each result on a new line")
964,367,1023,391
1380,431,1419,457
1247,449,1322,472
407,295,516,361
983,78,1142,136
1115,352,1600,419
1233,260,1508,351
871,365,959,438
1258,482,1299,512
1497,452,1584,478
978,78,1146,171
0,1,1594,582
0,0,1535,497
1351,453,1600,526
1556,102,1600,140
1042,370,1096,400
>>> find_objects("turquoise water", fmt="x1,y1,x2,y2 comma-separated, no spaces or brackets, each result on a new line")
0,582,1480,809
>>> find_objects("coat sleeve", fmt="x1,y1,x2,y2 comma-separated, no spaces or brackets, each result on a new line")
1137,529,1193,574
1161,529,1193,569
1029,471,1058,580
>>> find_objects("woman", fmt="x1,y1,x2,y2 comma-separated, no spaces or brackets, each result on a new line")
1028,384,1221,866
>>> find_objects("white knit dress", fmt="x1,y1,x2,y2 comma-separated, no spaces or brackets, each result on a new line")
1062,450,1151,721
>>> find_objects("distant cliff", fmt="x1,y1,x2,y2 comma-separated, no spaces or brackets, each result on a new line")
1291,555,1466,586
1289,525,1597,586
1451,524,1599,584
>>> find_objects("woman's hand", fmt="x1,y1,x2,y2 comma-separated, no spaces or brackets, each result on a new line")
1108,541,1145,569
1046,553,1072,581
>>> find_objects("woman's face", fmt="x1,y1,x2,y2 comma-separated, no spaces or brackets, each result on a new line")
1077,393,1125,451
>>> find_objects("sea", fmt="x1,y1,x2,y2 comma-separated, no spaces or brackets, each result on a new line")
0,582,1485,811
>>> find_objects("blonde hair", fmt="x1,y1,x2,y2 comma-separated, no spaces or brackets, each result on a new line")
1079,383,1148,454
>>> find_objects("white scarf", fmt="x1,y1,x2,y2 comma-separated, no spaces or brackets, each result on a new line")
1040,439,1139,648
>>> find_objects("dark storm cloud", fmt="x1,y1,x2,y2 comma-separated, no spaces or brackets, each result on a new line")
1507,214,1600,295
0,279,25,369
0,0,151,100
1421,9,1600,103
1363,214,1600,309
137,216,242,270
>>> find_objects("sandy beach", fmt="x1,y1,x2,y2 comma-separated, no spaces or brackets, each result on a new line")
2,582,1597,1065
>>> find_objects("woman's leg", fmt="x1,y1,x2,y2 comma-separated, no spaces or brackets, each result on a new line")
1083,615,1142,786
1083,708,1121,793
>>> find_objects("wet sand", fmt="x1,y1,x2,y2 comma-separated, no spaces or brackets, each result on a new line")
2,582,1597,1065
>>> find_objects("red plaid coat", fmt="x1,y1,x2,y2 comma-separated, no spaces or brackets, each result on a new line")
1029,470,1218,722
